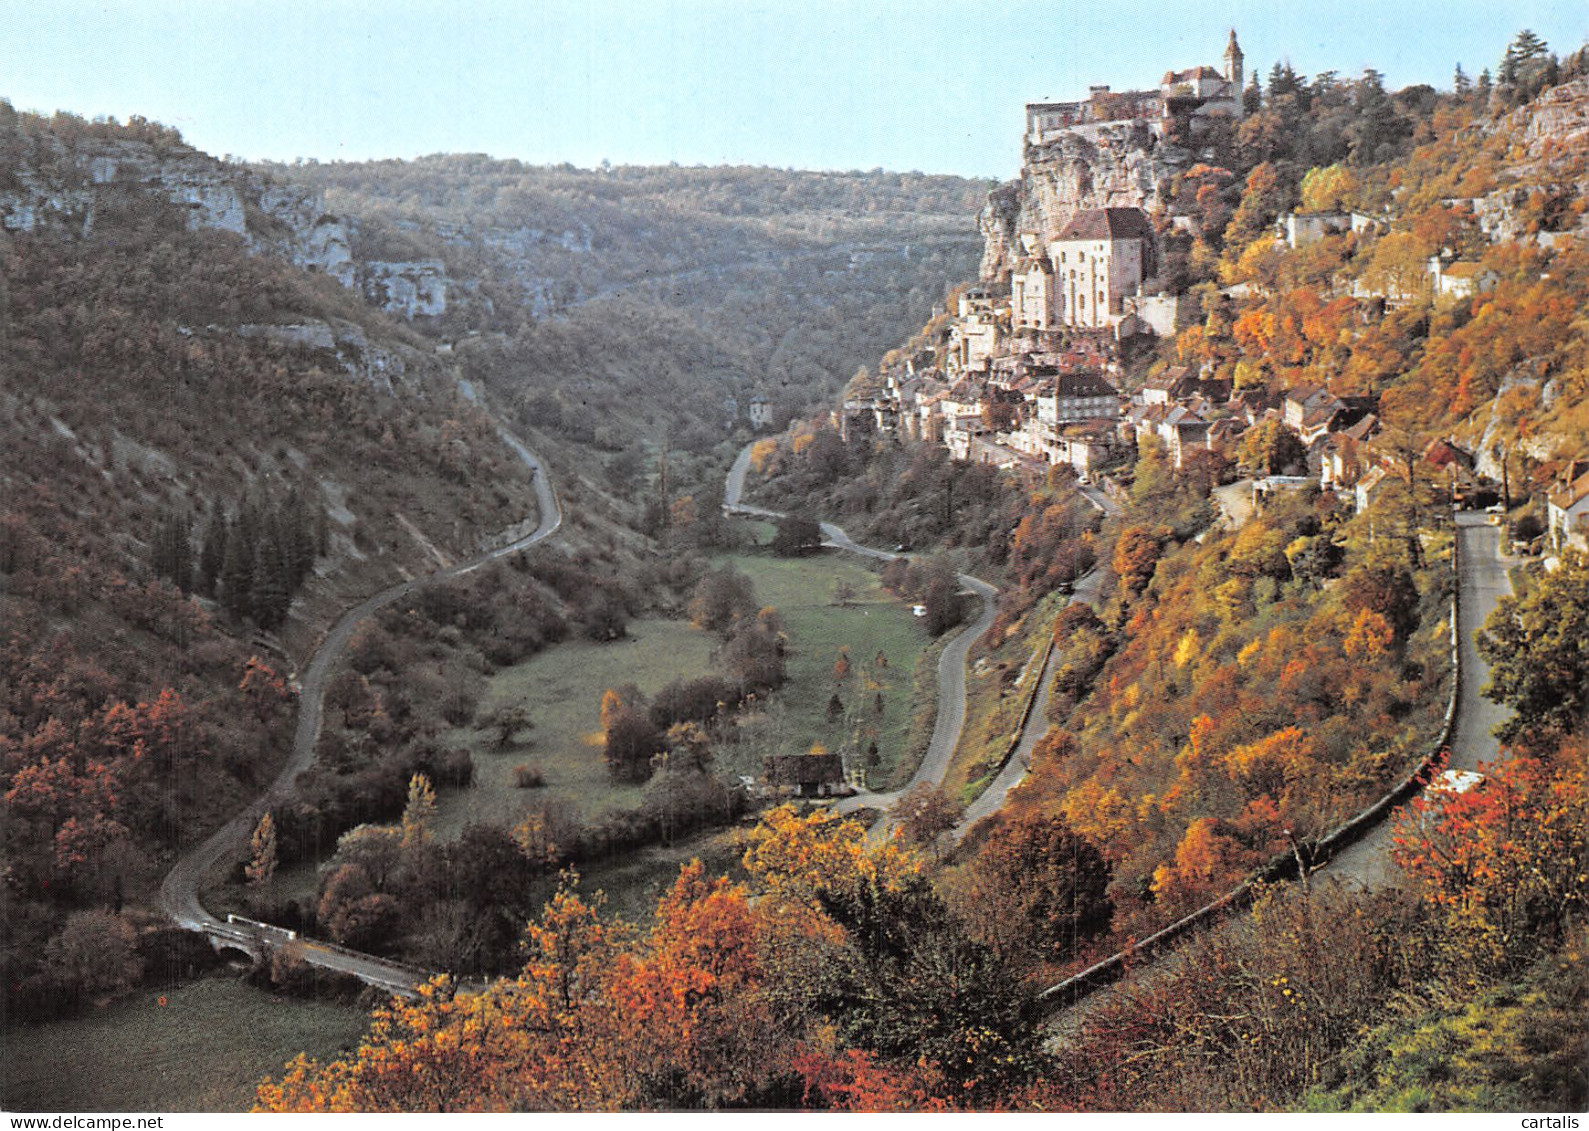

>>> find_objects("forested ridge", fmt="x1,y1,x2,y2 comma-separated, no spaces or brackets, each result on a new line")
2,27,1586,1116
261,156,988,515
248,38,1589,1110
0,110,541,1023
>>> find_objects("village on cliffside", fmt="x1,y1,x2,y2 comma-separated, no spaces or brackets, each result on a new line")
818,32,1589,552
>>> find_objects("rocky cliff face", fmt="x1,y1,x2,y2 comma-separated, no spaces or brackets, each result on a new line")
1517,77,1589,168
235,318,409,392
978,119,1189,281
0,133,467,322
360,260,449,319
0,137,359,287
0,129,451,391
1466,78,1589,243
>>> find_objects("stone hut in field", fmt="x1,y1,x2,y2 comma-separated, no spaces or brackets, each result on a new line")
762,752,846,798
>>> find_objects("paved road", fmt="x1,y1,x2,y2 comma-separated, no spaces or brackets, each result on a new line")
160,416,561,990
952,477,1121,838
727,446,1125,833
1324,511,1514,889
1044,511,1515,1034
952,560,1112,839
1077,482,1124,519
723,442,999,819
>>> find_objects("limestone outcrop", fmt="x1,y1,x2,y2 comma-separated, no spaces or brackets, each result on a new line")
979,119,1189,282
0,134,474,317
1460,78,1589,244
0,138,358,287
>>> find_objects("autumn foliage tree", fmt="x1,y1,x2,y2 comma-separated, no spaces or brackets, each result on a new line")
257,860,950,1111
245,811,278,887
1393,752,1588,973
600,685,661,784
1112,525,1163,596
892,782,964,849
956,812,1113,969
1478,549,1589,744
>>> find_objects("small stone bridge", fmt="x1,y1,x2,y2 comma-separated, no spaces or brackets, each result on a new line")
202,914,430,999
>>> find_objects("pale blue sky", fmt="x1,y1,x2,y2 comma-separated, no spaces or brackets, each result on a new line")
5,1,1585,178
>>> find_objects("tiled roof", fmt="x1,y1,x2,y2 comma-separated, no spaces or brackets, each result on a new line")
1041,369,1120,399
1054,207,1154,242
1146,365,1193,389
1163,66,1225,84
1343,414,1379,443
763,753,843,786
1549,468,1589,510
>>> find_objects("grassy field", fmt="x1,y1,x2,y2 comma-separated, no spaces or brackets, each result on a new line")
0,976,370,1113
433,543,928,834
715,547,929,787
432,617,718,836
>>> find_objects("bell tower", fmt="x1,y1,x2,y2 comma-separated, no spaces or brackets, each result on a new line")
1223,29,1244,118
1223,29,1244,89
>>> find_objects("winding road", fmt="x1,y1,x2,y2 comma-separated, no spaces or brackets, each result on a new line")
159,418,562,991
1321,511,1514,891
1041,510,1516,1032
728,454,1525,1030
955,477,1124,836
723,443,1002,820
722,443,1127,834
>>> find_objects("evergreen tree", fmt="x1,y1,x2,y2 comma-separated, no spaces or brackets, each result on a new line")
250,523,291,631
1243,74,1262,114
151,507,192,594
278,487,315,589
1498,31,1555,105
1347,68,1408,166
220,498,259,621
196,506,227,598
1501,29,1549,85
1453,63,1472,98
1267,60,1306,103
315,501,330,557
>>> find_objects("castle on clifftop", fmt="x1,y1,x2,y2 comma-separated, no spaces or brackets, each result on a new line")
1025,30,1245,148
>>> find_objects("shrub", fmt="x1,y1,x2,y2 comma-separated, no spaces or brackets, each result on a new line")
513,763,546,789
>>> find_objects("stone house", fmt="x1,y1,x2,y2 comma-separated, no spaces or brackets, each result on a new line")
1547,460,1589,551
1139,365,1195,405
1428,257,1499,300
1283,384,1343,433
949,304,1004,370
1164,418,1213,469
1355,464,1394,514
1011,233,1060,331
1124,291,1197,337
1051,207,1154,331
762,752,846,798
1025,32,1242,146
1278,211,1351,248
1034,367,1123,427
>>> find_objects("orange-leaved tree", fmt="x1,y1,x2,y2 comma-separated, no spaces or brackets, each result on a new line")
1392,750,1588,975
